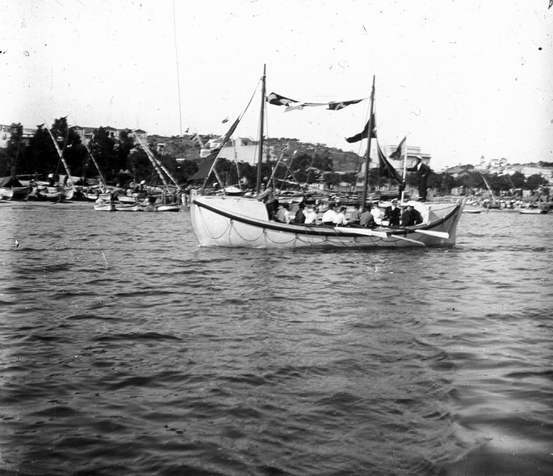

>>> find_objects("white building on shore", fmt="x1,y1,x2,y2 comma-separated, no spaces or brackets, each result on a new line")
200,137,278,164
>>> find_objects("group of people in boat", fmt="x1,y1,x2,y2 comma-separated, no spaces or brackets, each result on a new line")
257,187,423,228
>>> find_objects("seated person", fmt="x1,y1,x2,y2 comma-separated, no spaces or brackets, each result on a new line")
370,202,384,225
401,204,423,226
292,202,306,224
348,206,361,225
275,203,290,223
383,199,401,227
304,206,318,225
359,205,376,228
321,203,338,225
334,206,347,226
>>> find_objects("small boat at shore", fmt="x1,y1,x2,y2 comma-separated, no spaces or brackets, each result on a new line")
463,208,482,214
519,208,548,215
0,176,29,201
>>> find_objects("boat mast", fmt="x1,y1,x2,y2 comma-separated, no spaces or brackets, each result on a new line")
255,64,266,194
83,142,107,190
401,137,408,202
133,133,171,192
46,127,75,190
360,75,375,207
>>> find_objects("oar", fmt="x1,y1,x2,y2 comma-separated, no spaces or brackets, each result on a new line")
389,234,426,246
334,227,388,238
412,229,449,239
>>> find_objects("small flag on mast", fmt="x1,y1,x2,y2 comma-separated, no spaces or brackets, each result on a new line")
389,137,406,160
345,114,377,143
266,92,299,107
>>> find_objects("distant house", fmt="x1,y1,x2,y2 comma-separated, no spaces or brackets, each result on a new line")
442,164,474,178
72,125,147,144
200,137,278,165
383,144,432,172
0,124,35,148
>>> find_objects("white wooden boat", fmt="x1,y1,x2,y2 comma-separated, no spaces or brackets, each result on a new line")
190,68,465,249
117,195,138,204
115,203,142,212
519,208,548,215
156,204,181,212
191,193,464,248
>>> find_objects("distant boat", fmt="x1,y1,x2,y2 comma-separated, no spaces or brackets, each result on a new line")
0,176,29,201
463,208,482,214
94,199,115,211
519,208,548,215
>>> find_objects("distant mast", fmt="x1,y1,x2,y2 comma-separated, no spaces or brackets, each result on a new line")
46,126,75,191
255,64,266,194
360,75,376,207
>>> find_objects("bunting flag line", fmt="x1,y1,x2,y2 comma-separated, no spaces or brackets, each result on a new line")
266,92,300,107
389,136,406,160
284,102,328,112
345,114,376,143
267,92,365,111
327,99,363,110
377,141,403,184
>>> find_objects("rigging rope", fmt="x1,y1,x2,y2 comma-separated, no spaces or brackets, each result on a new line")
201,77,262,192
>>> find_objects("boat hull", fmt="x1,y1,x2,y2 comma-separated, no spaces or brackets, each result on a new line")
519,208,548,214
190,194,464,249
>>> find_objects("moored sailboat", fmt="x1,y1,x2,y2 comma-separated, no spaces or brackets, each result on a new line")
190,67,464,249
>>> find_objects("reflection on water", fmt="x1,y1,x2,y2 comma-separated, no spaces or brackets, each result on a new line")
0,202,552,475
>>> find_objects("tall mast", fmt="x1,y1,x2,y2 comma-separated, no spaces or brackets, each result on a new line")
134,133,171,191
84,142,107,190
255,64,266,194
360,75,375,207
401,137,408,203
46,127,75,190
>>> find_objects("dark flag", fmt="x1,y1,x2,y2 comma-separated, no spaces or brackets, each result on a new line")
327,99,363,110
219,117,240,147
345,114,376,143
266,92,299,107
389,136,406,160
377,142,403,184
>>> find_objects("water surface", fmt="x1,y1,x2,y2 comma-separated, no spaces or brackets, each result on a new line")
0,202,552,475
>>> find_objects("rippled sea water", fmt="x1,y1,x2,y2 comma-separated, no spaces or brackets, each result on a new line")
0,201,552,475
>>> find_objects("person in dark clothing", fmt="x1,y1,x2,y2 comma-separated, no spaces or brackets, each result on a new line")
401,204,423,226
293,202,306,224
406,157,432,201
384,199,401,227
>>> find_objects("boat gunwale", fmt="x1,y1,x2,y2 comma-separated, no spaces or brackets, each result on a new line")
192,197,462,238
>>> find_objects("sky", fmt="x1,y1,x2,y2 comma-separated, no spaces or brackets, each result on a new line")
1,0,552,170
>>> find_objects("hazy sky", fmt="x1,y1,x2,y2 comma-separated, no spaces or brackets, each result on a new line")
2,0,552,170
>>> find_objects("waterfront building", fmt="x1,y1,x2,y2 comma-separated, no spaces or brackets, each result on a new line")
0,124,36,148
200,137,278,164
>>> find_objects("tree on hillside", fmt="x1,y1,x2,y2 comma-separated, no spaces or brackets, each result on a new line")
525,174,548,190
89,127,118,182
509,171,525,189
3,123,23,176
26,125,58,175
